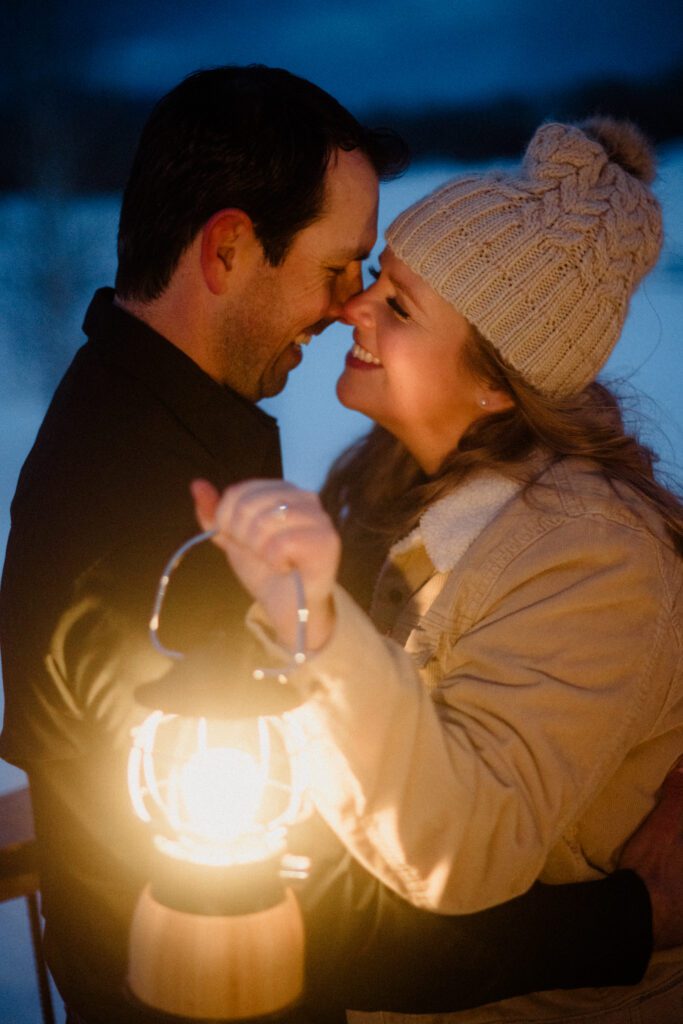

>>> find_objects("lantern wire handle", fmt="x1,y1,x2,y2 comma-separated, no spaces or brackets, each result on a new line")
148,529,308,679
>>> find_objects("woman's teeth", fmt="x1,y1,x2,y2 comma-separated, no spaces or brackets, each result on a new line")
352,342,382,365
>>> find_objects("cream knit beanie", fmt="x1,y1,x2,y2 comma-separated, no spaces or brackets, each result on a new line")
385,119,663,397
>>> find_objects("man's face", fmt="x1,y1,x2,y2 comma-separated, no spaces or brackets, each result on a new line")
219,147,379,401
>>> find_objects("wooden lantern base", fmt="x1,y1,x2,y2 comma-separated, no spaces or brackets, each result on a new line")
128,883,305,1021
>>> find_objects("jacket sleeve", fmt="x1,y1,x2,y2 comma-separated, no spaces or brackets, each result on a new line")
250,514,674,912
302,868,651,1018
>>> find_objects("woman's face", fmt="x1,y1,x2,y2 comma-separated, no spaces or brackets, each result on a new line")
337,247,508,473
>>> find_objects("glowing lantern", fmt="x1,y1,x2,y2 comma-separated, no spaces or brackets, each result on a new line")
126,530,311,1021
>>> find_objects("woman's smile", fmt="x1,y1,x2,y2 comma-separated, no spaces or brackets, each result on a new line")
346,336,383,368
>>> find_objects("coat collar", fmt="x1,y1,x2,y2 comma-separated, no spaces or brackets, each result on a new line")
390,471,525,573
81,288,282,481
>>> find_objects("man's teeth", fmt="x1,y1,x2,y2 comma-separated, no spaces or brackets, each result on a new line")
294,333,312,346
352,342,382,366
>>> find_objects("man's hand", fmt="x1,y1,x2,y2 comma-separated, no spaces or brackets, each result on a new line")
620,758,683,950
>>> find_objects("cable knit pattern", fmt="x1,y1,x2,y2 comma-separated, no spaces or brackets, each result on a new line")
386,120,663,397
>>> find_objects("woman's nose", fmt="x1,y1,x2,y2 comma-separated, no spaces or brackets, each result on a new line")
340,288,373,327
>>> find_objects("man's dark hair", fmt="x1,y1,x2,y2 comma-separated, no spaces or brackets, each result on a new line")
115,65,409,301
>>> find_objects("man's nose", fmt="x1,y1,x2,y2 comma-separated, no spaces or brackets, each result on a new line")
332,263,364,313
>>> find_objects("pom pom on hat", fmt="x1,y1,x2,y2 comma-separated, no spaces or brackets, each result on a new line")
386,118,663,398
580,116,657,184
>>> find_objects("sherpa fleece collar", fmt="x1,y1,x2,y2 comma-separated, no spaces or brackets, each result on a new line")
390,472,524,573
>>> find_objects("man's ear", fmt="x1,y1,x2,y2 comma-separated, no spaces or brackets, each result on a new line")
200,209,257,295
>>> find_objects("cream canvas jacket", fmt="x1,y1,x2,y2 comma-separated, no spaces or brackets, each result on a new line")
251,456,683,918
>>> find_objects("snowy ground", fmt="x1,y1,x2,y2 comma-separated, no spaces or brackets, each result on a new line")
0,149,681,1020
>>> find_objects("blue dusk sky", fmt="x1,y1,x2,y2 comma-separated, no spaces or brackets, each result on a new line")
4,0,683,111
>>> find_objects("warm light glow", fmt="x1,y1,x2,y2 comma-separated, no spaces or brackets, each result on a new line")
129,710,308,866
174,746,265,843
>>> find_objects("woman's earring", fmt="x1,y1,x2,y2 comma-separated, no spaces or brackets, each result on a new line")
478,397,489,408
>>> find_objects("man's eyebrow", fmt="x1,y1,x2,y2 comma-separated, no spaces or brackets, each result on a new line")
331,247,372,263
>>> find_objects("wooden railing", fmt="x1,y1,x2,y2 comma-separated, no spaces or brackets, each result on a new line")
0,787,56,1024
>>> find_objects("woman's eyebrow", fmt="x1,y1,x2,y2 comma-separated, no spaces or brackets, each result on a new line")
388,273,425,314
377,252,425,313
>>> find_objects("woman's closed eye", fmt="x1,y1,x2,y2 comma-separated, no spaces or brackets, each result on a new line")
368,266,410,321
387,296,409,320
